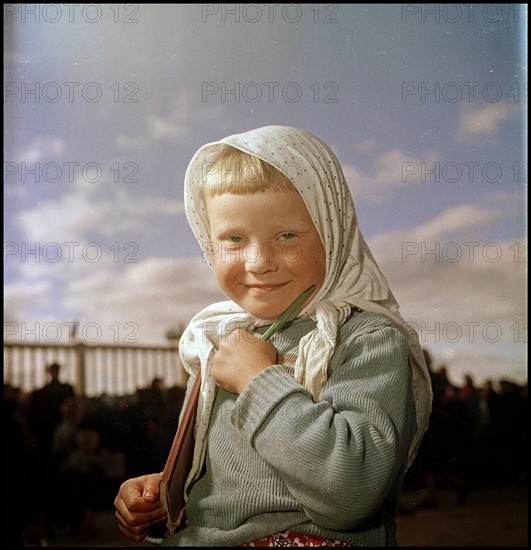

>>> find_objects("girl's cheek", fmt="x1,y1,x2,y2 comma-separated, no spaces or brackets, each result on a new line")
214,256,240,284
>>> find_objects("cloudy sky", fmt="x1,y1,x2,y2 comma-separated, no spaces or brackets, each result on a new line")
4,4,527,386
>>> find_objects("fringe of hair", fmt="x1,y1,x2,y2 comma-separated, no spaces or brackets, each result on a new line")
199,145,295,199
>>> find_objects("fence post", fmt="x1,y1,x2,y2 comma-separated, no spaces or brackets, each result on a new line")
76,342,86,396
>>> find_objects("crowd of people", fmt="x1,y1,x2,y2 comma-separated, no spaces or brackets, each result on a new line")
3,354,527,546
403,350,527,506
3,365,184,546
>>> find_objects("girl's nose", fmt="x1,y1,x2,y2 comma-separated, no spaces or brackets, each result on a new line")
244,242,278,273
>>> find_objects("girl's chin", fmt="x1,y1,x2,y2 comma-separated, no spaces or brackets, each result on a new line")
233,288,315,320
246,308,283,321
239,301,286,321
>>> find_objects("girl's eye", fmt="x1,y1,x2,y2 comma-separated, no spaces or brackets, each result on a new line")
226,235,243,244
280,233,296,240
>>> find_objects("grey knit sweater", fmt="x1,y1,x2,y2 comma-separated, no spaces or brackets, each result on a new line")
162,310,415,547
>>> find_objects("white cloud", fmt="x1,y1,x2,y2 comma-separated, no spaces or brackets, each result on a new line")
115,133,147,151
148,116,186,140
117,90,227,150
62,256,226,344
16,179,184,243
9,173,186,291
3,280,52,323
456,102,520,141
342,149,439,203
14,136,66,163
398,203,503,242
5,257,225,345
17,188,107,243
367,199,527,385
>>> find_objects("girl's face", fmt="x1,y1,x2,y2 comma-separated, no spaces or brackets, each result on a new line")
205,189,326,320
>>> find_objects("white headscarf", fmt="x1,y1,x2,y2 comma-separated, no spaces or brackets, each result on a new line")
180,125,432,476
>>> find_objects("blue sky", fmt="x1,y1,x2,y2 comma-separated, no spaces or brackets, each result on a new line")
4,4,527,387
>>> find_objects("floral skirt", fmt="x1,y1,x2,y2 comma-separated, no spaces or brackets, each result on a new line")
241,531,350,547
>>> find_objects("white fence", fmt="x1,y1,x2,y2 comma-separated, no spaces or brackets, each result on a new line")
3,341,187,396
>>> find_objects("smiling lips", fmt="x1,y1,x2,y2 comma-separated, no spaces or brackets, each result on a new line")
244,282,288,293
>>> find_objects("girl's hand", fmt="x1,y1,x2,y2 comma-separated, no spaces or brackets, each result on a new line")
114,473,167,542
212,328,278,394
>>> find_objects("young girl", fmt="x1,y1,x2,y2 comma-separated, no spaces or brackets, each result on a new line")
114,125,432,546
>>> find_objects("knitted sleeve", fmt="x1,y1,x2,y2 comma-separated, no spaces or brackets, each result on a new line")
230,312,415,531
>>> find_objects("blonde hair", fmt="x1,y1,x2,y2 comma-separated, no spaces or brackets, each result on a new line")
199,145,295,200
